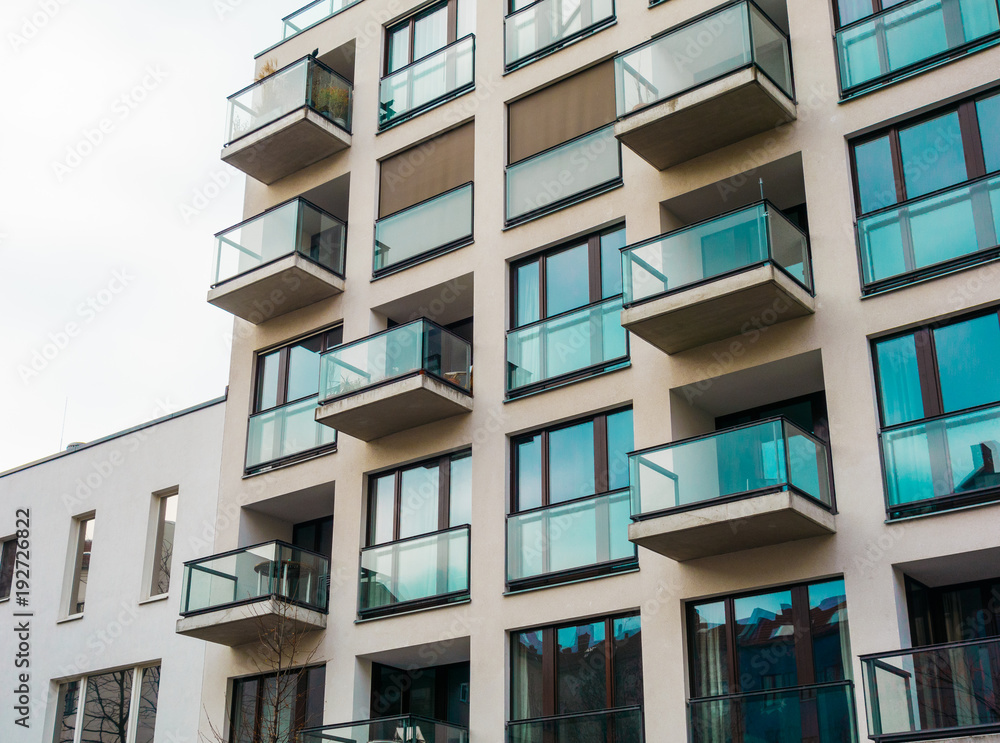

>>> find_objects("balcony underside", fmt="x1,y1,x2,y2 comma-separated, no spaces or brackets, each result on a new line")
629,490,836,561
622,264,814,354
175,599,327,647
207,253,344,323
315,374,473,441
615,67,796,170
222,108,350,184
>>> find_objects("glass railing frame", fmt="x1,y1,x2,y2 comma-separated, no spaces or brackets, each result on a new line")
212,196,347,289
180,539,330,616
281,0,365,41
504,122,623,227
505,487,638,591
877,400,1000,519
378,34,476,130
834,0,1000,99
504,293,630,398
372,181,475,277
357,523,471,618
855,172,1000,295
614,0,796,122
299,714,470,743
620,198,814,308
860,637,1000,742
507,705,645,742
244,393,337,474
628,415,837,521
225,54,353,146
503,0,617,71
318,317,473,404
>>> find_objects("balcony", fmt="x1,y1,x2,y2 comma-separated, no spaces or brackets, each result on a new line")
858,175,1000,294
861,638,1000,742
379,35,475,129
374,182,473,276
175,541,328,646
222,56,352,184
504,0,616,71
837,0,1000,98
506,124,622,226
880,403,1000,519
508,707,644,743
621,201,814,355
281,0,364,40
507,489,636,590
359,526,470,618
628,418,836,561
316,319,473,441
300,716,469,743
506,296,629,398
614,1,795,170
246,395,336,473
690,681,858,743
208,198,346,323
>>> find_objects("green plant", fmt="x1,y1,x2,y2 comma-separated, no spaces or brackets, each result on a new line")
255,57,278,81
313,85,351,120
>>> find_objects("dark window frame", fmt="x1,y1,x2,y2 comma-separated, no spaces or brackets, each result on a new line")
384,0,460,74
906,574,1000,646
0,537,15,600
229,664,325,743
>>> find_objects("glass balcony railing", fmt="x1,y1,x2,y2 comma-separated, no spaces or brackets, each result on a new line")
379,35,475,128
506,124,621,224
504,0,616,70
858,175,1000,292
506,296,628,395
225,56,352,144
246,396,336,472
282,0,364,40
507,489,635,586
359,526,470,615
881,403,1000,518
299,715,469,743
180,541,329,615
622,201,812,306
861,638,1000,741
837,0,1000,97
629,418,834,519
615,1,793,119
690,681,858,743
508,707,644,743
213,198,346,287
319,319,472,402
374,183,473,275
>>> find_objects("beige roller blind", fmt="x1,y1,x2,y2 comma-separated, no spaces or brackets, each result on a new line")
508,60,616,165
379,122,475,218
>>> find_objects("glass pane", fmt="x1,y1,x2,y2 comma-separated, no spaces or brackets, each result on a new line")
133,666,160,743
690,601,729,698
934,313,1000,413
359,528,469,611
388,24,410,73
600,227,626,299
546,244,590,317
53,681,80,743
73,518,95,614
414,5,448,61
509,708,642,743
512,631,545,720
613,616,643,707
225,59,309,142
374,183,473,273
980,93,1000,173
449,452,473,527
245,395,336,470
809,580,851,683
855,136,898,214
256,351,280,411
749,5,792,95
151,495,177,595
399,462,440,539
230,678,258,743
505,0,615,68
380,36,475,127
372,475,395,545
549,421,595,503
516,435,543,511
876,334,925,426
899,112,967,200
286,336,322,402
83,670,133,743
607,408,634,491
557,621,607,713
839,0,875,25
734,590,797,691
516,260,541,327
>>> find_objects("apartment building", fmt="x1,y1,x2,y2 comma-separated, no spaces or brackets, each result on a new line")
0,397,225,743
182,0,1000,741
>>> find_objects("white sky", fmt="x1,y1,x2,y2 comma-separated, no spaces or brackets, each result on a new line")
0,0,308,471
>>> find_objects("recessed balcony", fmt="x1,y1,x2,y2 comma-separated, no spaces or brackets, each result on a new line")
301,715,469,743
222,56,352,184
245,395,336,474
504,0,616,71
281,0,364,41
628,418,836,561
508,707,645,743
621,201,814,355
614,1,795,170
315,319,473,441
379,35,475,129
207,198,346,323
175,541,328,646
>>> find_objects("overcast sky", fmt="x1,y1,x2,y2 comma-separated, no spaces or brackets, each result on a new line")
0,0,308,471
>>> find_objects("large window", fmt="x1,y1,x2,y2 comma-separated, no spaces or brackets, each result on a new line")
852,91,1000,292
873,309,1000,518
230,666,325,743
53,665,160,743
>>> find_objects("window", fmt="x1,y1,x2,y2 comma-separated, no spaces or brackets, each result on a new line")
385,0,473,73
688,580,854,743
230,666,325,743
906,574,1000,646
147,492,177,597
370,661,470,726
510,614,643,740
873,309,1000,518
69,516,94,615
0,537,15,600
53,665,160,743
292,516,333,558
852,91,1000,292
247,327,342,472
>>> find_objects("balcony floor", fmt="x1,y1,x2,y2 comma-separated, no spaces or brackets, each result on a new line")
615,67,796,171
175,598,327,647
629,490,835,561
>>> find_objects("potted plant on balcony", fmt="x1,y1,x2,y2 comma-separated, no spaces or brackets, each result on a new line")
312,84,351,128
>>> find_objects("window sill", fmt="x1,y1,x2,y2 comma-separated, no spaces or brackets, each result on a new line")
138,594,170,606
57,613,85,624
